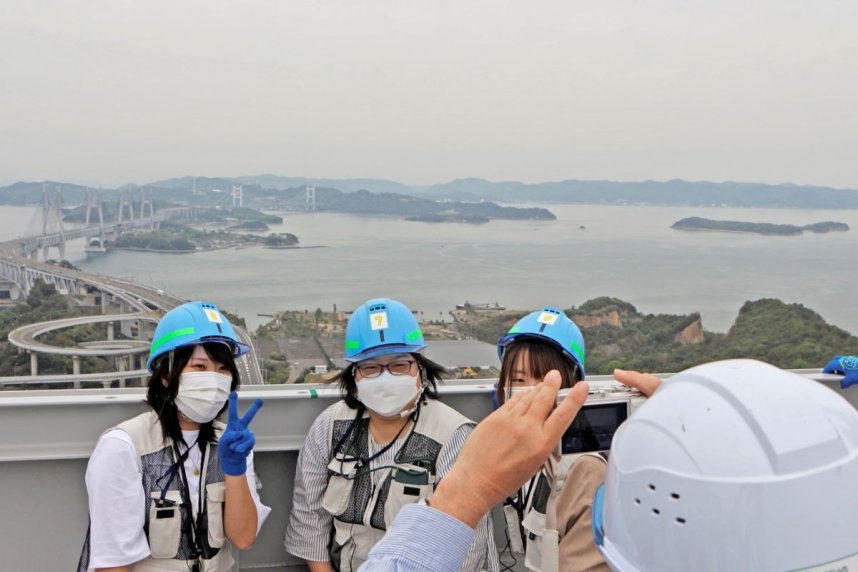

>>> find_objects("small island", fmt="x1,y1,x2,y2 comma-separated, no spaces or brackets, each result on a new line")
405,213,490,224
672,217,849,236
194,207,283,226
319,189,556,222
227,220,271,231
101,206,300,252
802,221,850,233
264,233,302,248
107,228,299,252
106,218,298,253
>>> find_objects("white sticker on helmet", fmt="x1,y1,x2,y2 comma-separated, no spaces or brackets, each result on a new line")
370,311,389,330
205,309,223,323
537,312,558,325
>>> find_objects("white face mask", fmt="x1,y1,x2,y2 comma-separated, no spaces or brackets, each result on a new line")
357,371,420,417
506,385,535,402
175,371,232,423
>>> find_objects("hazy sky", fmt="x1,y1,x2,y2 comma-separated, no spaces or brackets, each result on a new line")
2,1,857,188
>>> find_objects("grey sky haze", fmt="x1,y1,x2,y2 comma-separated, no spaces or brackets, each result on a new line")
2,0,857,189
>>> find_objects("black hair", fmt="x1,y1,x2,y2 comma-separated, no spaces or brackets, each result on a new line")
496,338,581,405
331,352,447,409
146,342,240,449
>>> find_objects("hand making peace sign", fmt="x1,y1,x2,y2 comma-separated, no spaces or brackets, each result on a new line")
218,392,264,476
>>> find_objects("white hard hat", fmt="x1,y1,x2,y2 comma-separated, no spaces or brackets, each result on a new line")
592,359,858,572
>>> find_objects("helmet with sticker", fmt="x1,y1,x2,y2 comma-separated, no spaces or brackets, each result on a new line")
497,306,585,378
344,298,425,362
146,301,249,372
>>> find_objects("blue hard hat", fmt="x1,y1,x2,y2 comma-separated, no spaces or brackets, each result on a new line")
147,301,250,372
344,298,426,362
498,306,586,377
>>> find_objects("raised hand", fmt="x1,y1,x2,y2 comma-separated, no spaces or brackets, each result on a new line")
430,371,588,528
218,392,264,476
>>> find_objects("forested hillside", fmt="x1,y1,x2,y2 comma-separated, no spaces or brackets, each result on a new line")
461,297,858,374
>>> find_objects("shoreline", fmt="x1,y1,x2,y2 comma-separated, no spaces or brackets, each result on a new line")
106,243,325,254
672,227,801,237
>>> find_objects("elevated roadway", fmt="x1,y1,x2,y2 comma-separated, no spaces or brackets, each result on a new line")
7,312,158,356
0,220,264,386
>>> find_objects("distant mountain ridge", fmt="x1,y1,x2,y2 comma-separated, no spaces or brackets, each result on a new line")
232,174,414,195
0,179,555,222
416,178,858,208
3,175,858,209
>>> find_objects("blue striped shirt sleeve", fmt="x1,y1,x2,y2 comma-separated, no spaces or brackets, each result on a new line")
360,503,474,571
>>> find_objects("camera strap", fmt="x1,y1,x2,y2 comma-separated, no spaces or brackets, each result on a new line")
503,472,538,556
541,458,566,572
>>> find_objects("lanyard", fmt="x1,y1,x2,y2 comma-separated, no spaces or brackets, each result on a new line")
332,401,422,476
159,438,209,568
157,437,199,502
178,441,208,558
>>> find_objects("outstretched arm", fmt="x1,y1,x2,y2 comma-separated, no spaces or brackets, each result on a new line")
431,370,588,527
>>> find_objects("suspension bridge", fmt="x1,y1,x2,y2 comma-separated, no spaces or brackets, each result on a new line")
0,186,262,387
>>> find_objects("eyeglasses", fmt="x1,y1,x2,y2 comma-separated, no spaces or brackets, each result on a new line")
355,359,417,378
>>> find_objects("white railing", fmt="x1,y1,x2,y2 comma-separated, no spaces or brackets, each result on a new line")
0,373,852,571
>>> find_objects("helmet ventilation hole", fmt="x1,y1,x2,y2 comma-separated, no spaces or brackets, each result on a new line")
670,492,680,500
675,517,686,525
652,508,660,516
648,484,656,491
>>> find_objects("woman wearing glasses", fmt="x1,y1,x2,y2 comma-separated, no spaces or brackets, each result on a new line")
285,298,499,572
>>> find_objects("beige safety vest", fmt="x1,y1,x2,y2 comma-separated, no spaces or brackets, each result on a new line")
521,454,607,572
321,399,473,572
79,411,233,572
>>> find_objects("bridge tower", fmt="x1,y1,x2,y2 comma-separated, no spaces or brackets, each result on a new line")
41,184,50,235
41,185,67,260
139,189,155,229
305,185,316,212
232,185,243,208
84,188,106,253
117,190,135,225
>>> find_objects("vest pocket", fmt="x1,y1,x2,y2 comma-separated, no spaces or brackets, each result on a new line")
148,490,183,559
522,508,546,571
383,465,433,524
322,457,358,516
205,482,227,549
323,474,356,516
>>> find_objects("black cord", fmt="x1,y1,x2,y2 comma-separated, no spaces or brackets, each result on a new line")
333,400,423,479
498,524,519,572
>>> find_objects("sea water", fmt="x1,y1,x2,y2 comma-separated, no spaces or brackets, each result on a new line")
2,203,856,335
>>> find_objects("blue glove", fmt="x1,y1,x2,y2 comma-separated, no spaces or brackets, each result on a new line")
823,355,858,390
218,392,264,476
